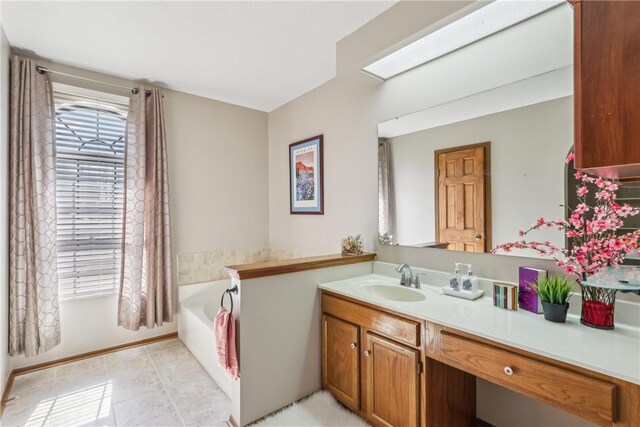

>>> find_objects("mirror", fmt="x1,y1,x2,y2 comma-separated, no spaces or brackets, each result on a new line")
377,2,574,258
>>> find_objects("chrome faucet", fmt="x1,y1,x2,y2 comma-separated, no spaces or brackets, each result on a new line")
396,263,420,289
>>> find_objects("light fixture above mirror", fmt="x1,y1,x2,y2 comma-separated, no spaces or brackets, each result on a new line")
363,0,566,81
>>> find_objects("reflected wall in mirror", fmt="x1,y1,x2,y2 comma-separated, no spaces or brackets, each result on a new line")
377,1,575,258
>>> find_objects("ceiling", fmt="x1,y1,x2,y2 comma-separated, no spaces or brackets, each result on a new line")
2,1,394,112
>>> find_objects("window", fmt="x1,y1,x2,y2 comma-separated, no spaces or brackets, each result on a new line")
54,84,129,299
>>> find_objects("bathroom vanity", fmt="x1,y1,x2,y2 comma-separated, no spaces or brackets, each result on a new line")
320,274,640,427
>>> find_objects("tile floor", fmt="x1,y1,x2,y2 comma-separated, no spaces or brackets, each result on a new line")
1,339,230,427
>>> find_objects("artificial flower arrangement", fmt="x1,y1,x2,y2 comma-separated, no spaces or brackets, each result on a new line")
492,152,640,327
341,234,364,256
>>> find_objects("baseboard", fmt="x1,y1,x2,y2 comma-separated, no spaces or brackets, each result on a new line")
0,373,16,416
227,414,240,427
475,417,495,427
12,332,178,375
0,331,178,416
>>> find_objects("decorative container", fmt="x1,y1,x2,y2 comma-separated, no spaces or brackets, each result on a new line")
579,266,640,330
579,284,616,329
541,301,569,323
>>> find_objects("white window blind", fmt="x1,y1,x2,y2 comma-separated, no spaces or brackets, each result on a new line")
54,85,129,299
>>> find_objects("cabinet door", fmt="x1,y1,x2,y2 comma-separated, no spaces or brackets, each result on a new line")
322,314,360,411
363,333,420,427
574,0,640,178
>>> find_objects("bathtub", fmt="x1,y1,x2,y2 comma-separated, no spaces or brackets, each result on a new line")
179,279,234,398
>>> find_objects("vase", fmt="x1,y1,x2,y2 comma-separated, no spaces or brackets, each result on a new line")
541,301,569,323
579,282,616,330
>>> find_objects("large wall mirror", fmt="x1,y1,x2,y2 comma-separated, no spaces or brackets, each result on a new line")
378,1,575,258
377,1,640,262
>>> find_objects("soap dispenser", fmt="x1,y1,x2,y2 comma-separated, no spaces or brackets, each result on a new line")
449,263,461,291
461,264,479,292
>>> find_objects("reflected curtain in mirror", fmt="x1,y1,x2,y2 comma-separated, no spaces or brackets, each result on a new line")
118,88,173,331
9,55,61,356
378,138,395,243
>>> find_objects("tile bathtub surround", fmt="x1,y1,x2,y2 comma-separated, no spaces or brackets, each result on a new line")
177,247,303,285
1,339,230,427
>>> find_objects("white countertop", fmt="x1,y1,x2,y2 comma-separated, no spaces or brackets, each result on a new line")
319,274,640,385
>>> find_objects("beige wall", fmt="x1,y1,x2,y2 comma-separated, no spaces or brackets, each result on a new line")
268,2,591,425
0,24,11,395
8,55,269,367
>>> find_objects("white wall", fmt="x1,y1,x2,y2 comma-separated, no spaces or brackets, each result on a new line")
390,97,572,250
0,24,11,395
268,2,593,425
7,57,269,368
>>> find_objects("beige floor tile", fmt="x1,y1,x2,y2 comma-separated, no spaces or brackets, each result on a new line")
104,346,154,379
54,357,108,396
8,368,55,401
113,388,176,426
138,409,184,427
110,368,165,404
176,393,230,427
1,338,229,427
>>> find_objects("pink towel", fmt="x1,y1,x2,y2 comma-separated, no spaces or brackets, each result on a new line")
214,306,239,380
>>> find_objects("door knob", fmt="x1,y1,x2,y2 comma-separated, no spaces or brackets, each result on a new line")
350,343,357,349
504,366,514,376
364,350,370,357
474,234,482,240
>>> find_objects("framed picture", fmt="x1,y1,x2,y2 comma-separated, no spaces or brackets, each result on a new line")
289,135,324,215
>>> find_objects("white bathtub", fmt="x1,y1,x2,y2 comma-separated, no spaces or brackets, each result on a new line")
179,279,234,398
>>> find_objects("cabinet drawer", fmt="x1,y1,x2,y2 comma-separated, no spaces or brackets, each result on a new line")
322,293,420,347
440,331,617,426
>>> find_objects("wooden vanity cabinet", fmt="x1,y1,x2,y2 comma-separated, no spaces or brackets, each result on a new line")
322,292,423,427
321,291,475,427
321,314,360,412
363,332,420,427
573,0,640,179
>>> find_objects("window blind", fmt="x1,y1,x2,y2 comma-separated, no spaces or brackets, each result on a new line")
54,88,129,299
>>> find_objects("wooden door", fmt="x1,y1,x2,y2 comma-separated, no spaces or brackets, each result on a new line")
322,314,360,411
436,144,488,252
363,333,420,427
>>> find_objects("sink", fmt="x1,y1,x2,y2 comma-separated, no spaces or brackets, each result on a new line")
359,284,426,302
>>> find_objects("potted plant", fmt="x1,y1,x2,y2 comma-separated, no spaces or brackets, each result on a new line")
532,276,574,323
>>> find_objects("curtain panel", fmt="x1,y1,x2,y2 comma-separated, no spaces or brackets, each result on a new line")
378,138,396,242
118,88,173,330
9,55,61,356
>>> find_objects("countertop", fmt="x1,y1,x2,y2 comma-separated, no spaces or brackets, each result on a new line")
319,274,640,385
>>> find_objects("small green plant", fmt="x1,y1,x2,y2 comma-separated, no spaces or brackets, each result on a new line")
532,276,574,305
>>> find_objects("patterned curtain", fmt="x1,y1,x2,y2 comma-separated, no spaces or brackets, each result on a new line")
9,55,60,356
118,88,173,330
378,138,396,243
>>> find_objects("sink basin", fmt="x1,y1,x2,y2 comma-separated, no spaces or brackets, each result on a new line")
359,284,426,302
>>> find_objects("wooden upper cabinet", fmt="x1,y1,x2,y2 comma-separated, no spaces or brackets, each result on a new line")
363,333,420,427
322,314,360,411
574,0,640,179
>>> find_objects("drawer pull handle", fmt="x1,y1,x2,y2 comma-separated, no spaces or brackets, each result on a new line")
364,350,371,357
504,366,514,376
350,343,357,349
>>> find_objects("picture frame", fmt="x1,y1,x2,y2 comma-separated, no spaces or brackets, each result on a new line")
289,135,324,215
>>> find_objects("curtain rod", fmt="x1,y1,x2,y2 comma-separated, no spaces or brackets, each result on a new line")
36,66,151,97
